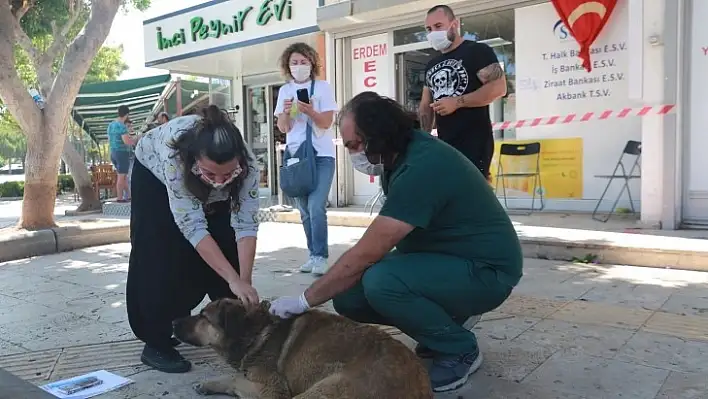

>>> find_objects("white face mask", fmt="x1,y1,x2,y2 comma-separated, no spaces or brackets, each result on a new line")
290,65,312,82
191,164,241,190
427,30,452,52
351,151,383,176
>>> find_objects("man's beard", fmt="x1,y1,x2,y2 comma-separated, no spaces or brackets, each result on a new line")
446,26,457,43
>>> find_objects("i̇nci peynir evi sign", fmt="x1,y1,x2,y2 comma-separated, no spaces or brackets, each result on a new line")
155,0,293,51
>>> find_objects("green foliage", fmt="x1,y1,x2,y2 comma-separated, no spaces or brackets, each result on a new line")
0,181,24,198
84,45,129,84
57,174,75,193
0,119,26,159
0,174,77,198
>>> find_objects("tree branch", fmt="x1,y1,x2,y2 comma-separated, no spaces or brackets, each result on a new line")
37,0,83,88
0,1,41,134
46,0,122,128
9,1,40,68
11,0,32,20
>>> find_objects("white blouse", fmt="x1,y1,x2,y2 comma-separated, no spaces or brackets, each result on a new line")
134,115,260,247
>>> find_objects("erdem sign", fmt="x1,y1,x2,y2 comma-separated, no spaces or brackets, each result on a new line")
553,19,573,40
155,0,293,51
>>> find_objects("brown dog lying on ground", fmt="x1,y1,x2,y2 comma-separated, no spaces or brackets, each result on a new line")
172,298,433,398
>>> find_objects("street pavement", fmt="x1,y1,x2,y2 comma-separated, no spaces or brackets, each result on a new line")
1,223,707,398
0,196,81,230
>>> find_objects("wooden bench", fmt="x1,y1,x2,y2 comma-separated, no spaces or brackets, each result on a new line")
91,163,117,200
0,368,55,398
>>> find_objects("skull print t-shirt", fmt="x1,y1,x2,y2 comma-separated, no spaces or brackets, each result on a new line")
425,40,499,161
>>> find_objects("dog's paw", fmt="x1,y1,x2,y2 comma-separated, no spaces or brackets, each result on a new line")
193,383,212,396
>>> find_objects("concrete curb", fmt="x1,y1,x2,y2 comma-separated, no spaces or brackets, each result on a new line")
0,223,130,263
54,223,130,253
272,211,708,272
0,229,57,262
2,210,707,272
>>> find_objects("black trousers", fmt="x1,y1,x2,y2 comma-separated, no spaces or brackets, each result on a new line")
440,133,494,180
126,160,239,350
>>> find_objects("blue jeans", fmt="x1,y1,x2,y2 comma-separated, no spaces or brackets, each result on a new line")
294,156,335,258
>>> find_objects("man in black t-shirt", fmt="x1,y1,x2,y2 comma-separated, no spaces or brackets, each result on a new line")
419,5,507,180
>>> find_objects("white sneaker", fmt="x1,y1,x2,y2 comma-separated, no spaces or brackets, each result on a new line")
310,257,328,276
299,257,315,273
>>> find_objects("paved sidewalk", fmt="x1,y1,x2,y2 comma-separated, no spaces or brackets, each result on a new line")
1,223,707,398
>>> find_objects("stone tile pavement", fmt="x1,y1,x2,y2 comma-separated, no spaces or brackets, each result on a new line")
1,223,707,398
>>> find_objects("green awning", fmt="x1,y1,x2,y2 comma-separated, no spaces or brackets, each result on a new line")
163,79,211,116
72,74,172,142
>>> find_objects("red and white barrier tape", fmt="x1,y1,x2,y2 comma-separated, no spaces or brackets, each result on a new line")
490,104,675,131
282,105,675,147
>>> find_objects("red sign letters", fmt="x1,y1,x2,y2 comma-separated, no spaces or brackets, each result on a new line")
353,43,387,89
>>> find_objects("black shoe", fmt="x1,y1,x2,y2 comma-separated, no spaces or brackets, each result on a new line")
140,344,191,373
170,337,182,347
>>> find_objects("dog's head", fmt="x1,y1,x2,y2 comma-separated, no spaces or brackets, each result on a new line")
173,298,273,356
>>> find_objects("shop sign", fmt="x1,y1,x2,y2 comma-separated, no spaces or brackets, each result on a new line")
350,34,393,192
350,34,392,98
155,0,293,51
551,0,619,72
490,138,584,199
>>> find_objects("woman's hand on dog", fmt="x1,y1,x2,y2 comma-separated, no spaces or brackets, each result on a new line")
229,279,259,307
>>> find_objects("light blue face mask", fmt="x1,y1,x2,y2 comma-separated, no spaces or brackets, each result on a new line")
350,151,383,176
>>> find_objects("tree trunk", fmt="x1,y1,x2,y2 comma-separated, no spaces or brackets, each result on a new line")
62,138,101,212
20,124,65,230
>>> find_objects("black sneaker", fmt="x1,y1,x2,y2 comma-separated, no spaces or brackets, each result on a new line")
140,345,191,373
170,337,182,347
429,349,483,392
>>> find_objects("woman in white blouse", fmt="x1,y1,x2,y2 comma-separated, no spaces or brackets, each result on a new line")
127,105,260,374
274,42,338,275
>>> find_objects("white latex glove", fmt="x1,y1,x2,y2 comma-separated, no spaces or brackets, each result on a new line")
269,293,310,319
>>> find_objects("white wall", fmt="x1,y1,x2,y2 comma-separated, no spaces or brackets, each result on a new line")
688,0,708,193
637,0,667,226
515,2,640,211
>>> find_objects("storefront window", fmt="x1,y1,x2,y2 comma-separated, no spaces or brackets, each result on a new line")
209,78,232,110
393,26,428,46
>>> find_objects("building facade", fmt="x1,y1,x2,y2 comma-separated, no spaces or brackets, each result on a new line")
143,0,330,206
144,0,705,230
317,0,695,230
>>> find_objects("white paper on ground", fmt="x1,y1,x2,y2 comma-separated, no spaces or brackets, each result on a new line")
41,370,133,399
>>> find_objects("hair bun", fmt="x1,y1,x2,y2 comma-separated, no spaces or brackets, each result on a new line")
202,105,226,127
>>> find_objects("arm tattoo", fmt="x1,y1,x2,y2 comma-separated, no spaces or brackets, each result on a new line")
477,63,505,84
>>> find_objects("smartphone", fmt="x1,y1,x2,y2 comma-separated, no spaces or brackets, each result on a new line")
56,376,103,395
296,88,310,104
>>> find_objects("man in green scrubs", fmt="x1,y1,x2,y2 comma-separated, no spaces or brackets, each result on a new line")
269,91,523,393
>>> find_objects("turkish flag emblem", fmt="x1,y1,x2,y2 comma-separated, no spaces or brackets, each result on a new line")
551,0,618,72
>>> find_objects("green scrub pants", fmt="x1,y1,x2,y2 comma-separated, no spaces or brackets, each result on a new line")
332,251,514,355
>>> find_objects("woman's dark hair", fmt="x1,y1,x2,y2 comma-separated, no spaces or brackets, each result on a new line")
278,42,321,80
340,91,414,158
168,105,251,211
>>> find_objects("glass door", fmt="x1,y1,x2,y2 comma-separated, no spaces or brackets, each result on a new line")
245,86,273,206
